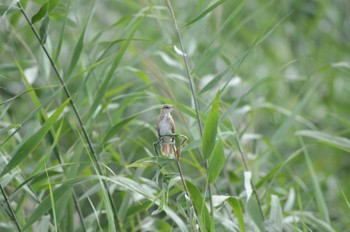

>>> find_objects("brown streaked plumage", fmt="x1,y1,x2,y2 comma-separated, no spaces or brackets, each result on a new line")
157,104,175,156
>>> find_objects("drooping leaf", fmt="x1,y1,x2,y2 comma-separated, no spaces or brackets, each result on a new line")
202,91,220,160
185,180,211,231
39,14,49,44
23,182,72,230
87,10,147,119
244,171,265,231
185,0,227,27
31,0,59,24
208,137,225,183
265,195,282,232
126,157,174,168
255,148,302,189
247,196,265,232
296,130,350,152
0,98,70,177
103,115,139,143
304,148,330,224
65,3,94,78
227,197,246,232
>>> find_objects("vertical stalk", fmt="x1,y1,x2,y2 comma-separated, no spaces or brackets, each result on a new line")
165,0,214,220
165,0,203,136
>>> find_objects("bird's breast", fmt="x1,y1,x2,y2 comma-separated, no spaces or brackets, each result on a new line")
158,115,173,136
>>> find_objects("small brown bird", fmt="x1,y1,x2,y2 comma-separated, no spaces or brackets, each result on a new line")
157,104,175,156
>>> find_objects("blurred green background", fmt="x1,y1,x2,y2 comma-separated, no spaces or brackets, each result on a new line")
0,0,349,231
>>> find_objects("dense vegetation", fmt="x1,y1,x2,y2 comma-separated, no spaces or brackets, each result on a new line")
1,0,349,231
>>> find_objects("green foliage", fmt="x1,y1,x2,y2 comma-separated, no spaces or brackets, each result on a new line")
202,91,220,160
0,0,349,231
186,180,211,231
208,137,225,183
0,98,69,177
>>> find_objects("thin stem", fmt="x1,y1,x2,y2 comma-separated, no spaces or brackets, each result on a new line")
165,0,213,219
154,135,200,230
0,185,21,231
16,2,121,230
165,0,203,136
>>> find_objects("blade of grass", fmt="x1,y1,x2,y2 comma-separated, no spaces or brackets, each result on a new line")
45,164,57,232
296,130,350,152
103,114,139,144
300,139,330,224
226,197,246,232
245,171,265,231
255,148,302,189
202,91,220,160
76,126,117,232
271,74,320,144
65,2,94,79
266,195,282,232
0,98,70,177
186,180,211,231
185,0,227,27
192,0,247,74
208,137,225,184
23,181,72,230
86,8,148,119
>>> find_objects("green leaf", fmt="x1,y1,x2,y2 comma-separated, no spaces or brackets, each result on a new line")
294,212,336,232
304,147,330,224
266,195,282,232
23,183,72,230
247,196,265,232
39,14,49,44
31,0,59,24
227,197,246,232
202,91,220,160
45,165,57,231
87,11,147,119
65,3,94,78
0,98,70,177
208,138,225,183
272,80,319,143
185,180,211,231
198,65,232,95
255,148,302,189
103,115,139,143
296,130,350,152
185,0,227,27
126,157,173,168
244,171,265,231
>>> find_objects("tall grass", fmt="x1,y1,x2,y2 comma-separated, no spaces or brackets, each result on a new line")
0,0,349,231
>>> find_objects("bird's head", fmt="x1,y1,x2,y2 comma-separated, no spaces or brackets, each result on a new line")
161,104,174,114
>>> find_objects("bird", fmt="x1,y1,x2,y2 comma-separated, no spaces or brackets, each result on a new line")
156,104,176,156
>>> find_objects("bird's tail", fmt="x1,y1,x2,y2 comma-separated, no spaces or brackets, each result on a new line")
160,137,175,156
